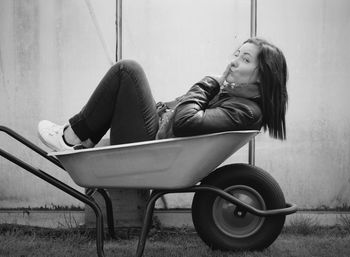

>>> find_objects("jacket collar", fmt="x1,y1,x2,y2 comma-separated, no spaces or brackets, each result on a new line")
220,82,261,99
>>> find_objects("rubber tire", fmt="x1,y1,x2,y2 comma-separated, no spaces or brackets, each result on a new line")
191,163,286,251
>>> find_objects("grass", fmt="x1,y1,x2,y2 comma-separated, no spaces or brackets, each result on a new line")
0,223,350,257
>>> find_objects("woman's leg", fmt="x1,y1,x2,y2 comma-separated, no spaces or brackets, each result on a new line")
69,59,159,145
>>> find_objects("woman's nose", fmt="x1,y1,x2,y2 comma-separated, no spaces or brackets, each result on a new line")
230,59,239,68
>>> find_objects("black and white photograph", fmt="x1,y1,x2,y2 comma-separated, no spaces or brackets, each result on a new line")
0,0,349,256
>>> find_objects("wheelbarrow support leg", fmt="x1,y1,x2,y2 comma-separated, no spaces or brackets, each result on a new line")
97,188,116,239
135,190,165,257
89,199,105,257
86,188,116,239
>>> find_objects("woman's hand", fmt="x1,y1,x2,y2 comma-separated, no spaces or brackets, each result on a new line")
209,64,231,86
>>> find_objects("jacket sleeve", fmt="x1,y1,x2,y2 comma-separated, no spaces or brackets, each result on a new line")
172,76,261,137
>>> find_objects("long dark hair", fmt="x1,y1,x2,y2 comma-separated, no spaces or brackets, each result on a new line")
245,38,288,140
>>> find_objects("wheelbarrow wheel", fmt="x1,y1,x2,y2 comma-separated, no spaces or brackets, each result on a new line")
191,163,286,251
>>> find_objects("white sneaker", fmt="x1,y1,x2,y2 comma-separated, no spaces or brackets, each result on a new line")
38,120,75,152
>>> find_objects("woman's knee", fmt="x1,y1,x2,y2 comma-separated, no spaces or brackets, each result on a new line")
111,59,143,74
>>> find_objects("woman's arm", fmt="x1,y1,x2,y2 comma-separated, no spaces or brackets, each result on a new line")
172,76,261,136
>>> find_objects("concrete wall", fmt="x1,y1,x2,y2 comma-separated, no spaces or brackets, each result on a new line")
1,0,350,210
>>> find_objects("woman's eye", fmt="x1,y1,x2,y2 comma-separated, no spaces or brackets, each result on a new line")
243,58,250,63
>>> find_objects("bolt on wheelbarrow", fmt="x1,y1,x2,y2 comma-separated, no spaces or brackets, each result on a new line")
0,126,297,257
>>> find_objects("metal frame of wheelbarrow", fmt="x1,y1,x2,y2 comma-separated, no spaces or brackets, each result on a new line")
0,126,297,257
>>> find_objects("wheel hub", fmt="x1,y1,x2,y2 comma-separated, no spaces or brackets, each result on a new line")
212,185,266,238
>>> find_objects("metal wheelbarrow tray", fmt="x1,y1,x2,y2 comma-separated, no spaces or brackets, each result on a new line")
0,126,297,257
50,131,258,189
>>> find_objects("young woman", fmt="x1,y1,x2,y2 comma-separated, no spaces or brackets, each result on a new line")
38,37,288,151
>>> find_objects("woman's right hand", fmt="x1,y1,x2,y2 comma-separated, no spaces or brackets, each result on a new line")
210,64,231,86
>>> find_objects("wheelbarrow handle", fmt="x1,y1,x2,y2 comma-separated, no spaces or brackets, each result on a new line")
0,145,106,257
0,125,64,169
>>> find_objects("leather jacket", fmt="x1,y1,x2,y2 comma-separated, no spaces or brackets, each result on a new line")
168,76,263,137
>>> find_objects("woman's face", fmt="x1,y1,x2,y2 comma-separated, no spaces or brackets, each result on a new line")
225,42,260,85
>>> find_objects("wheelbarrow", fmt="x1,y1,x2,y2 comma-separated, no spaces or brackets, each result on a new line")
0,126,297,257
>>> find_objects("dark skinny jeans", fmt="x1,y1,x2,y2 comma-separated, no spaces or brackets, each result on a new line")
69,60,159,145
